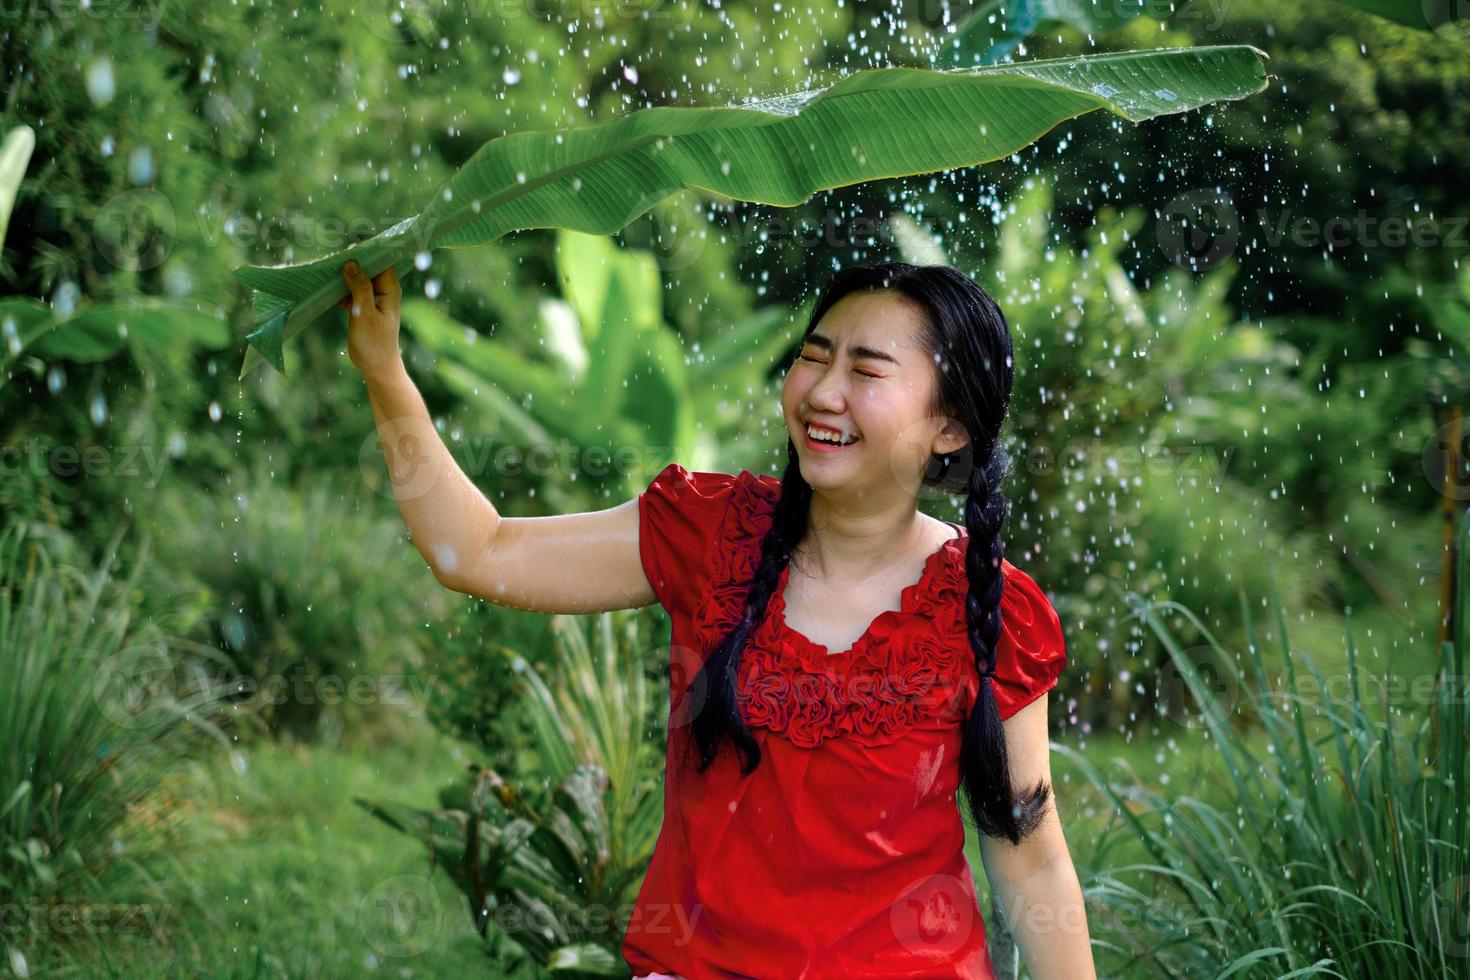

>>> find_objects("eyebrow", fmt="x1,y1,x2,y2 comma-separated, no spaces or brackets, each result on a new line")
802,332,903,366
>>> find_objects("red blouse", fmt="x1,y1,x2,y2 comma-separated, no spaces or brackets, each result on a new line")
623,463,1068,979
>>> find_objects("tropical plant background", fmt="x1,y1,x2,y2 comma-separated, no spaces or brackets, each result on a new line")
2,0,1468,976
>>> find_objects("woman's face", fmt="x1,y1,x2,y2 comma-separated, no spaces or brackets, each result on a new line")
780,289,969,498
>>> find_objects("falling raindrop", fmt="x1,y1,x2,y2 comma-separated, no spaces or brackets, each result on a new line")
89,391,108,426
414,251,432,271
53,281,79,317
128,146,154,184
86,57,115,105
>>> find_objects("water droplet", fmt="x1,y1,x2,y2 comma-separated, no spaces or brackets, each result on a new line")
128,145,154,184
53,281,80,317
86,57,115,105
424,278,441,299
46,365,65,394
89,391,108,426
503,66,521,85
414,251,432,271
1154,88,1177,102
207,400,222,422
1090,83,1118,99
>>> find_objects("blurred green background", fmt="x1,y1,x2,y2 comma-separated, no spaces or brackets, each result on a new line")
2,0,1468,976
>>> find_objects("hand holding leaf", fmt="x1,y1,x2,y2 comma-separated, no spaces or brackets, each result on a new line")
340,261,404,381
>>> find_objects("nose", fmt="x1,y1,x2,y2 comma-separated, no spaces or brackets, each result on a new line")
803,360,849,413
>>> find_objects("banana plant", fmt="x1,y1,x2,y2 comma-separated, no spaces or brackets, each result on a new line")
405,228,797,487
234,45,1270,379
1,295,230,389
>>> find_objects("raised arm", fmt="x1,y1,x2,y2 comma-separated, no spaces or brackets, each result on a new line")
342,260,657,615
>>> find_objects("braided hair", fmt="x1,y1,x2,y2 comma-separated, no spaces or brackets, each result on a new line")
686,261,1051,845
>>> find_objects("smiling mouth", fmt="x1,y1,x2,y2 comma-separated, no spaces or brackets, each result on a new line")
802,422,860,449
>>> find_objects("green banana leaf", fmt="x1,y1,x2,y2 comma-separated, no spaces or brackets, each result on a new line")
939,0,1462,69
2,295,230,383
234,45,1270,379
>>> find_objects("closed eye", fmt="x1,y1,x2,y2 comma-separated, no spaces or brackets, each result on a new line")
797,353,880,378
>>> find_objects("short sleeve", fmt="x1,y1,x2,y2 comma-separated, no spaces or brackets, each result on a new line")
990,560,1068,721
638,462,743,622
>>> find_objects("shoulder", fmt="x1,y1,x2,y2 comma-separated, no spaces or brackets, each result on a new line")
992,558,1067,717
642,462,778,506
637,462,785,564
638,462,780,626
998,560,1060,629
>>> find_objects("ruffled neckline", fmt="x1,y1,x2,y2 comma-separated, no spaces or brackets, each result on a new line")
768,528,968,664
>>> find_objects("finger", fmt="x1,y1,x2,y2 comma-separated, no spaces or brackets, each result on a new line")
341,260,376,316
374,266,402,317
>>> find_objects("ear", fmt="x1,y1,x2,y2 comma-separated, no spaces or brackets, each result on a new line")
933,418,971,456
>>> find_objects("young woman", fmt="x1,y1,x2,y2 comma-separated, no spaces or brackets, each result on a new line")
341,257,1096,979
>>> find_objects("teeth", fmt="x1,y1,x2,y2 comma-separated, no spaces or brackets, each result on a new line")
807,423,857,445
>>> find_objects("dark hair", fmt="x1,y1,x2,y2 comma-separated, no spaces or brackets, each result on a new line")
685,260,1050,845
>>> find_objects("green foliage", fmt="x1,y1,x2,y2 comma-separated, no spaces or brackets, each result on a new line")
937,0,1464,70
140,457,452,743
0,520,228,944
1062,512,1470,976
359,611,666,973
991,180,1311,724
